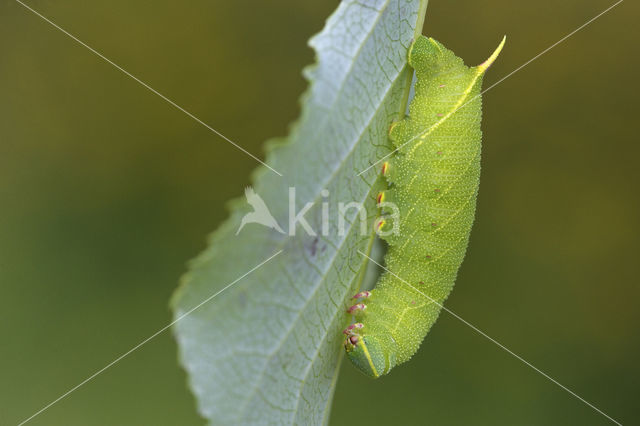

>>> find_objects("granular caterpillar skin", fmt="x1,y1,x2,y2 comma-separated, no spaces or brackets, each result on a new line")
345,35,505,378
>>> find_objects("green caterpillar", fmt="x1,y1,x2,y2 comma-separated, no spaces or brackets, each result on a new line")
344,35,505,378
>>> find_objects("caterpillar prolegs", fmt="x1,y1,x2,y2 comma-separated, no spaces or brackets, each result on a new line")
344,36,505,378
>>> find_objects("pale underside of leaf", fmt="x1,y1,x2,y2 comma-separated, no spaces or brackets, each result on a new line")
171,1,428,424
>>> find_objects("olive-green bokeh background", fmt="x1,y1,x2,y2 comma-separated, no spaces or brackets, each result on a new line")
1,1,637,424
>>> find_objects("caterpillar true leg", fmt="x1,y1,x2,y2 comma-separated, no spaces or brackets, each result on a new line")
346,303,366,314
342,323,364,335
352,291,371,300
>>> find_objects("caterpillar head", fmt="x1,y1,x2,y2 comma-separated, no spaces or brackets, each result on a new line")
344,334,397,378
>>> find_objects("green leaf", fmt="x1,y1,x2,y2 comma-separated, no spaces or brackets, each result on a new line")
171,1,428,424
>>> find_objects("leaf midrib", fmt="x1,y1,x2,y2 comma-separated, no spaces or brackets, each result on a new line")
238,19,424,425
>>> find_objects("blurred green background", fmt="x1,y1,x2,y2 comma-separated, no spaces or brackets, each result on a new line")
1,0,638,424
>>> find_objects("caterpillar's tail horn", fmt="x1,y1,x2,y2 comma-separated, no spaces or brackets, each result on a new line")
477,35,506,72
